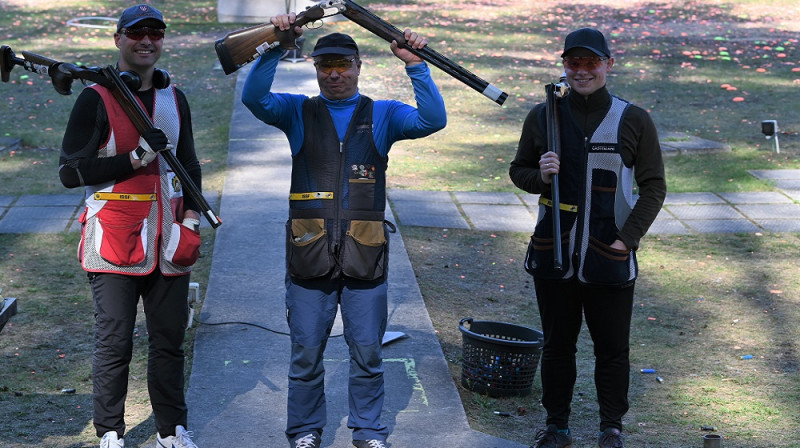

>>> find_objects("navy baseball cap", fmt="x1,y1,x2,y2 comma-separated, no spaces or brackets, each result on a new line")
117,4,166,32
561,28,610,58
311,33,359,57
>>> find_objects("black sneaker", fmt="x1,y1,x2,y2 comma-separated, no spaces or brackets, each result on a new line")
598,428,624,448
293,433,321,448
353,440,387,448
531,424,573,448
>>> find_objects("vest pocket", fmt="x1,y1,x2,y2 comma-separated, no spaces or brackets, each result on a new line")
524,233,570,278
348,178,376,210
581,236,633,285
341,220,387,281
287,218,333,279
524,208,572,278
96,217,147,266
164,222,202,267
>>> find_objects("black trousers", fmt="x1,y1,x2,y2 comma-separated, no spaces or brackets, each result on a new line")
89,270,190,438
534,277,634,432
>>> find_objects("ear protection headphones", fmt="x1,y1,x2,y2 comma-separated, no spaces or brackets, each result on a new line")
119,68,171,91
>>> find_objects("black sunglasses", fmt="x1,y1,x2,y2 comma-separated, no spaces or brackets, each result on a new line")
120,27,165,41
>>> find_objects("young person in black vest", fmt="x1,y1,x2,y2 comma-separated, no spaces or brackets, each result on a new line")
60,4,202,448
509,28,666,448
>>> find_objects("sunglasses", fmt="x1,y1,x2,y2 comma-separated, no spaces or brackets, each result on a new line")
314,58,355,75
120,27,165,41
563,56,608,70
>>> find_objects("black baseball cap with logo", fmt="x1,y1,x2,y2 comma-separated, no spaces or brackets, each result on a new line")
311,33,359,57
561,28,610,58
117,4,166,32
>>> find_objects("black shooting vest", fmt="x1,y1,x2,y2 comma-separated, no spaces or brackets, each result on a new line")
526,94,638,287
286,95,390,281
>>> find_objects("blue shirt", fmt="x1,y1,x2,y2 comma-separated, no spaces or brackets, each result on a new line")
241,48,447,157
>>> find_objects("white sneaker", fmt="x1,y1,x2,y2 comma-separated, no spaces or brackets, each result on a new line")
100,431,124,448
156,425,198,448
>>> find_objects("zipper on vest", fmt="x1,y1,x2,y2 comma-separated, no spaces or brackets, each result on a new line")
334,139,345,252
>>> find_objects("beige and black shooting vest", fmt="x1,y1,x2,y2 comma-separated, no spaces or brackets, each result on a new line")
285,96,391,282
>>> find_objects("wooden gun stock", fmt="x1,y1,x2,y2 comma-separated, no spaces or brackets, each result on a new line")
214,2,337,75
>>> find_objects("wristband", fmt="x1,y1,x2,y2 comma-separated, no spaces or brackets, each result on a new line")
132,146,150,165
182,218,201,232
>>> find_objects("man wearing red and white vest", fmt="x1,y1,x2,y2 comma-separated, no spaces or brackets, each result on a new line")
59,5,202,448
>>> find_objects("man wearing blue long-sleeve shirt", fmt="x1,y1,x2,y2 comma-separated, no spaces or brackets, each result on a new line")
241,12,446,448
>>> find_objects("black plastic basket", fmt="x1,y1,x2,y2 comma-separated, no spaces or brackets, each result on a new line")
459,317,543,397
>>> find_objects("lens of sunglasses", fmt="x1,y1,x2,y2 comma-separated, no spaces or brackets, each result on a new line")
122,28,165,41
563,56,606,70
315,59,354,75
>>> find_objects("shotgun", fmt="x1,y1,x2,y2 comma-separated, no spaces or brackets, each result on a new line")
544,75,570,272
214,0,508,105
1,45,222,229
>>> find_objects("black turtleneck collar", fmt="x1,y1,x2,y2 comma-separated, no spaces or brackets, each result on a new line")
567,85,611,113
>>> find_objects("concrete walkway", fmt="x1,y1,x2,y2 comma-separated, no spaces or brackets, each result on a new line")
180,62,525,448
2,60,800,448
4,175,800,235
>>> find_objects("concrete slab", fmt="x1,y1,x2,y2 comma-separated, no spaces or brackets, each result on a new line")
15,194,83,207
717,191,793,204
666,204,746,220
0,205,77,220
391,199,469,229
389,189,453,202
735,204,800,220
654,208,675,220
748,169,800,180
683,219,761,234
772,179,800,190
755,220,800,233
518,193,541,207
659,132,730,155
454,191,522,205
461,204,535,232
781,190,800,202
0,136,22,152
0,297,17,333
647,219,691,235
0,218,72,233
663,192,724,205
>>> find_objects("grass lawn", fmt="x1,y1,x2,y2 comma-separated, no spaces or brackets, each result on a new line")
1,0,800,447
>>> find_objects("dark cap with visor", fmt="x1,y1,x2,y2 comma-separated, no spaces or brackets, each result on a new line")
118,4,166,32
311,33,359,57
561,28,610,58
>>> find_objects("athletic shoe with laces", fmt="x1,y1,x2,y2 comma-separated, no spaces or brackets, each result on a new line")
352,440,387,448
157,425,198,448
293,433,321,448
100,431,124,448
530,424,573,448
598,428,624,448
